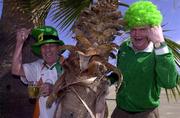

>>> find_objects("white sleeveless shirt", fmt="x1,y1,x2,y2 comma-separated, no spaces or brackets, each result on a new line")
21,59,63,118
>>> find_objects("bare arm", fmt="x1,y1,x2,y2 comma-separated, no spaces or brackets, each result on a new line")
11,28,31,77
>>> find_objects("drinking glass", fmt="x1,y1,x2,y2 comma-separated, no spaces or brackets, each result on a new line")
27,81,40,99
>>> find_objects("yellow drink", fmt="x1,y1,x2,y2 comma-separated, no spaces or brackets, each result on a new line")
28,85,39,98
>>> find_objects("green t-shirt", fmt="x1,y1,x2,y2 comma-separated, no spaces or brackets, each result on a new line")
114,41,179,112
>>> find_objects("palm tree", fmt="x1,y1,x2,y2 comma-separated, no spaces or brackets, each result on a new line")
1,0,179,117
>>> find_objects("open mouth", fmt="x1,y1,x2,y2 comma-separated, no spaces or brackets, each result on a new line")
134,38,143,42
133,37,147,47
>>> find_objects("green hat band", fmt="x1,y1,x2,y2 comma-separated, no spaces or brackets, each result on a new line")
124,1,163,30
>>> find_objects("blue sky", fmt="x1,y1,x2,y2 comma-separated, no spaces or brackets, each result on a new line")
0,0,180,44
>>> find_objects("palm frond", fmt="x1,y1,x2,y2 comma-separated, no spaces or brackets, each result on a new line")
165,38,180,67
17,0,52,26
119,2,129,7
164,86,180,102
49,0,91,33
16,0,129,33
163,38,180,102
31,0,52,26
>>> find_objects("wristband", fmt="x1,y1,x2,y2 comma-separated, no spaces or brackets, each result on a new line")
154,42,166,49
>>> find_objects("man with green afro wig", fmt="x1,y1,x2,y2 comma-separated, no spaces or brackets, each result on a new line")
108,1,179,118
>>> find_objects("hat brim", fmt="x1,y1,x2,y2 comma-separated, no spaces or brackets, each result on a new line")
31,40,65,56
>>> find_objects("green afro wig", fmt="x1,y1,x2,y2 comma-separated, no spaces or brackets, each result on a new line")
124,1,163,30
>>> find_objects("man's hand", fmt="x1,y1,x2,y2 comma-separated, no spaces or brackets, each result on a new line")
40,82,53,97
146,26,165,43
16,28,31,44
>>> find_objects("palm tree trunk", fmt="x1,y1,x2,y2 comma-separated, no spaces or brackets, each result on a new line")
0,1,40,117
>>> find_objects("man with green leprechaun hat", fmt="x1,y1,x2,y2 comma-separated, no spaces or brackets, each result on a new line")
11,26,65,118
108,1,179,118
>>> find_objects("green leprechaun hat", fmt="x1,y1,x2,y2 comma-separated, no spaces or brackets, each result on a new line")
31,26,64,55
